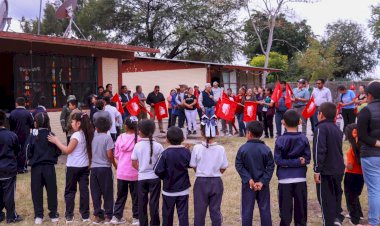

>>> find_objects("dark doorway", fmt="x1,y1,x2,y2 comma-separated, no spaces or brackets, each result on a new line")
0,53,14,112
211,76,221,86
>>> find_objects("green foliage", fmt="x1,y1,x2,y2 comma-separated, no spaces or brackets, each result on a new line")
289,39,341,81
324,20,377,79
243,12,313,61
369,4,380,41
249,52,288,83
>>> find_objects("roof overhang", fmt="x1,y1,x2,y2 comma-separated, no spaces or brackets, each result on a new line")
0,32,160,59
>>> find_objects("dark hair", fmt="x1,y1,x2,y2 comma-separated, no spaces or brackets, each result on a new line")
246,121,264,138
138,119,156,164
0,110,7,127
283,109,300,128
344,123,361,163
68,99,78,107
94,116,111,133
154,85,160,89
71,112,94,166
337,85,346,91
317,78,325,84
125,116,139,143
136,85,141,91
38,96,46,106
280,81,286,85
16,97,26,106
106,83,112,89
121,85,127,90
167,126,184,145
34,112,51,130
319,102,337,120
103,96,111,105
98,86,104,90
266,87,273,95
359,84,366,89
95,99,105,110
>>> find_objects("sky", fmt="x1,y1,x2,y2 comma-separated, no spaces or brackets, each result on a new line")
4,0,380,77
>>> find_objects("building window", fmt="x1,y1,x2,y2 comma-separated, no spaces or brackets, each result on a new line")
14,54,97,109
222,71,238,94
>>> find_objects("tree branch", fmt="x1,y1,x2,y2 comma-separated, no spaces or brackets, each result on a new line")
245,3,266,55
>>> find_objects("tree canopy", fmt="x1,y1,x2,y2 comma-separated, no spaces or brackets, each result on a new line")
21,0,241,63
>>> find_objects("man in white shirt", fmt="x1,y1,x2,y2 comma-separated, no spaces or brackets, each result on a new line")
211,81,222,102
311,78,333,133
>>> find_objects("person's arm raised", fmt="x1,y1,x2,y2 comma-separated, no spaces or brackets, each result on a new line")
48,134,78,155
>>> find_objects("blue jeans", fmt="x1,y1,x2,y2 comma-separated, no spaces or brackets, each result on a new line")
205,107,215,118
361,157,380,225
236,112,246,137
275,111,285,137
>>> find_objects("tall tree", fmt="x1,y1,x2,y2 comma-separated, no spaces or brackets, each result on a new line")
244,0,315,87
243,13,313,61
324,20,378,79
369,3,380,41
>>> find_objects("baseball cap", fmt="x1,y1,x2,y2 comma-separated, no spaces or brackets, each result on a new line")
298,79,306,84
67,95,76,102
213,81,219,85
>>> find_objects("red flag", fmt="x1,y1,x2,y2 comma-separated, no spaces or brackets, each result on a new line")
271,81,282,104
215,97,237,121
302,96,316,119
336,103,342,120
222,91,229,99
285,83,294,109
126,96,141,116
243,101,258,122
111,93,125,115
154,101,168,120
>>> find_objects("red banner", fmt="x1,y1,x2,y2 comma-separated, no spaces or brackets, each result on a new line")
154,101,168,120
126,96,141,116
215,97,237,121
243,101,258,122
111,93,125,115
302,96,316,119
285,83,294,109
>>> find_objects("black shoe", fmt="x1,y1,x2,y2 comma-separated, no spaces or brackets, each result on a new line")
264,135,269,138
187,130,191,135
6,215,23,223
160,130,165,134
193,130,197,134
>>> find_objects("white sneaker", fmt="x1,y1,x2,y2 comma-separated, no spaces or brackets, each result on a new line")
110,216,126,224
346,214,351,219
132,218,140,225
82,218,90,222
35,217,43,224
51,217,59,223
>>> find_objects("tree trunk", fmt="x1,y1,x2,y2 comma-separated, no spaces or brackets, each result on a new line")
262,16,276,88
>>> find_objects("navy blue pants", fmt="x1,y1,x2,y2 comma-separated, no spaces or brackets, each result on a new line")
138,178,161,226
0,176,17,221
162,194,189,226
114,179,138,219
90,167,114,218
241,183,272,226
194,177,223,226
278,182,307,226
65,166,90,219
236,112,246,137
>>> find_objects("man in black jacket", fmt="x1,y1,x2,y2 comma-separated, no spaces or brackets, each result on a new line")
0,110,23,223
313,102,345,226
146,85,166,133
119,85,132,121
9,97,34,173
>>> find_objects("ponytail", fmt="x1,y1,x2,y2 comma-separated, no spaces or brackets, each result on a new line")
72,112,94,166
125,116,139,144
134,124,138,144
149,135,153,164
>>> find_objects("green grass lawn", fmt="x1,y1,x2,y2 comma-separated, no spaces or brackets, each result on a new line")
11,137,367,225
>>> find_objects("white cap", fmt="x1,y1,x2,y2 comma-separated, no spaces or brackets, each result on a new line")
205,83,211,88
213,81,219,85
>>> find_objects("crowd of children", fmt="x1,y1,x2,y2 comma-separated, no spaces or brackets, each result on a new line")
0,97,370,226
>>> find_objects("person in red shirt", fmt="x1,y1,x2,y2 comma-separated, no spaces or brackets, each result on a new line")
235,87,246,137
344,123,364,225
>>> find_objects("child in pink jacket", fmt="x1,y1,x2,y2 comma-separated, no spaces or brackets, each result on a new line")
111,116,140,225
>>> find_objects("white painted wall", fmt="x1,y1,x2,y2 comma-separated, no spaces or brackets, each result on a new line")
102,58,119,90
122,68,207,101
